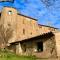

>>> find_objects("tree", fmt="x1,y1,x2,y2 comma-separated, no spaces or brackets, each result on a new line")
0,24,13,49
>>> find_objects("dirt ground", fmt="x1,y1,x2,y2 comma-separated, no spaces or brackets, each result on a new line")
37,58,60,60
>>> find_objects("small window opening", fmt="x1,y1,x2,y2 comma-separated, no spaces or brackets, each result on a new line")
0,13,1,17
30,32,32,35
23,44,26,52
37,42,43,52
8,23,11,26
8,11,12,15
23,29,25,34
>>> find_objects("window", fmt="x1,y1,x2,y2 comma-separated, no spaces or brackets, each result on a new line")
23,44,26,52
8,11,12,15
23,29,25,34
30,32,32,35
0,13,1,18
37,42,43,52
0,13,1,16
8,23,11,26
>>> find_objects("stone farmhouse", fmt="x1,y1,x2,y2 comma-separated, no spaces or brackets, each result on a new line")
0,7,60,58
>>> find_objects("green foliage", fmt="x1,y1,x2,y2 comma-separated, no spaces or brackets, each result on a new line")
0,49,36,60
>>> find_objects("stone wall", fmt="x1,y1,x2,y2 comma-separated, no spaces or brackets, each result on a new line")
1,7,40,43
0,7,58,58
43,36,57,58
55,31,60,57
1,7,57,44
1,7,17,43
14,35,57,58
16,14,40,41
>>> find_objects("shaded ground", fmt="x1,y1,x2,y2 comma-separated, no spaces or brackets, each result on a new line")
36,58,59,60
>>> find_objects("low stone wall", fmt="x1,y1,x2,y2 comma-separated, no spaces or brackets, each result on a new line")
18,36,57,58
55,32,60,57
8,33,57,58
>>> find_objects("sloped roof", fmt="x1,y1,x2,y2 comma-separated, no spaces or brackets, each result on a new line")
9,30,51,44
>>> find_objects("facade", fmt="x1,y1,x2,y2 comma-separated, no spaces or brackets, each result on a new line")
0,7,60,58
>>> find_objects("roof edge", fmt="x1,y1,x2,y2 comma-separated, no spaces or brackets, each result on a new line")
38,24,59,29
18,13,37,21
3,6,37,21
3,6,17,10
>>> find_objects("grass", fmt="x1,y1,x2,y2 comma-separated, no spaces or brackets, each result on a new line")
0,49,58,60
0,49,37,60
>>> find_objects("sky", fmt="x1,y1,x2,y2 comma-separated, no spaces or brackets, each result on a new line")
0,0,60,28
